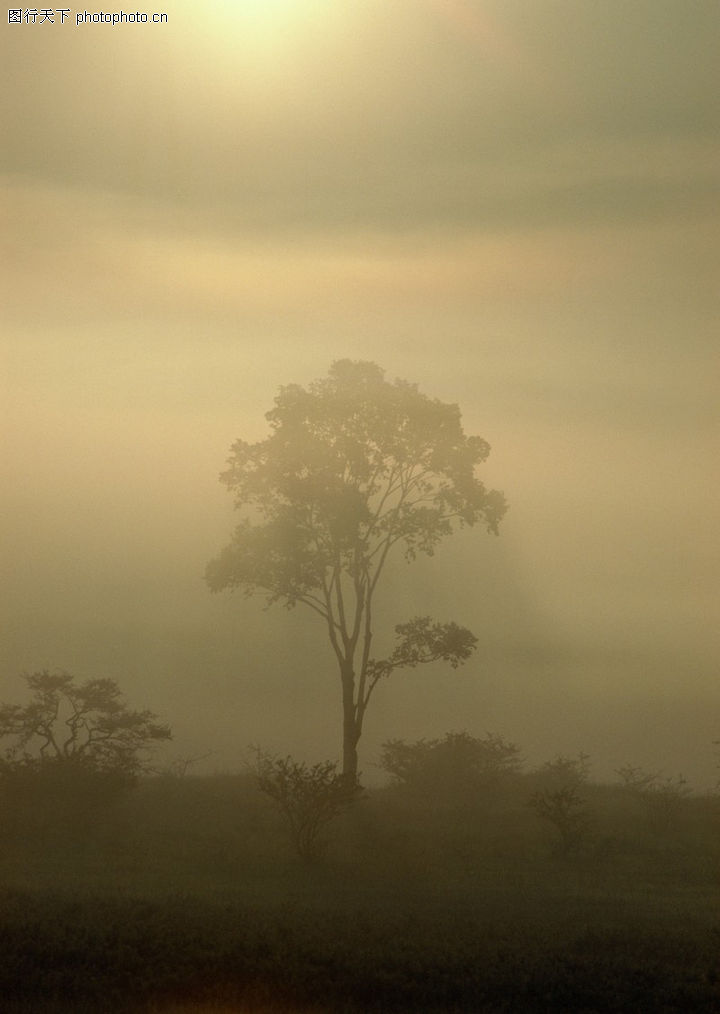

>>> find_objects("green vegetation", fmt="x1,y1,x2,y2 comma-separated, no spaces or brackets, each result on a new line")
1,743,718,1012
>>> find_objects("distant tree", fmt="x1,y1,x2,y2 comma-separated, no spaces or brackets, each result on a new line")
252,750,362,861
0,671,171,832
206,361,506,782
379,731,522,795
615,764,691,835
535,752,591,792
616,764,661,794
0,670,171,782
163,751,215,778
529,785,590,856
529,754,592,855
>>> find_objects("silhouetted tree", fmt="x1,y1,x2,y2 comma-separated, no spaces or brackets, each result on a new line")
535,752,591,792
206,361,506,782
615,764,661,794
0,671,171,831
529,785,590,855
253,750,362,861
0,670,171,780
529,753,592,855
616,764,691,835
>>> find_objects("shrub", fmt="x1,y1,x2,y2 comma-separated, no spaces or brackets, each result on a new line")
529,754,592,855
616,764,692,836
379,731,522,797
528,785,591,856
252,751,362,861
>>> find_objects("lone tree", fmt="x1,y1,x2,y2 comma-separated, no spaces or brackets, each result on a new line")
206,361,506,782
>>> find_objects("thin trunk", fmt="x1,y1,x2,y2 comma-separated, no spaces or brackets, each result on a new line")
340,661,360,784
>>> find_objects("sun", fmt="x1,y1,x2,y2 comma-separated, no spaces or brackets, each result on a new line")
190,0,332,59
174,0,334,75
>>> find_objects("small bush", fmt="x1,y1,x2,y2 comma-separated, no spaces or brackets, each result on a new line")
528,785,591,856
529,754,592,855
616,764,692,837
253,751,362,861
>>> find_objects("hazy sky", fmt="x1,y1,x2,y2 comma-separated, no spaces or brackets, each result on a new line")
2,1,718,786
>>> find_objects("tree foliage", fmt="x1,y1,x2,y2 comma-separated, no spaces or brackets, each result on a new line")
207,361,506,780
534,753,591,792
0,670,171,781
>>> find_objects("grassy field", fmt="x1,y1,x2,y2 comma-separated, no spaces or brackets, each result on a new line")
1,772,718,1012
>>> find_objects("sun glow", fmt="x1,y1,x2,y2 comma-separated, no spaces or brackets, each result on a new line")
208,0,325,33
228,0,311,15
179,0,338,71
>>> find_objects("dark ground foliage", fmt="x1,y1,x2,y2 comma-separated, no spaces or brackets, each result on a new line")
0,770,719,1012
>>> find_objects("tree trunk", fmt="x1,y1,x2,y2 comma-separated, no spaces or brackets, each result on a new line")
341,664,360,784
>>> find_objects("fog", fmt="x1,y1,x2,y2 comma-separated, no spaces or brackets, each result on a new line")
2,0,718,789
